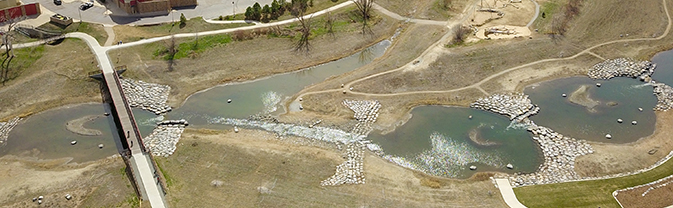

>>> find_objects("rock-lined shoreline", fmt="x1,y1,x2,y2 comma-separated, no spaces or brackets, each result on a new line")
120,78,172,115
501,58,673,187
511,123,593,187
470,93,536,120
588,58,656,80
653,83,673,111
471,93,594,187
321,143,365,186
343,100,381,135
588,58,673,111
0,117,21,145
142,119,188,157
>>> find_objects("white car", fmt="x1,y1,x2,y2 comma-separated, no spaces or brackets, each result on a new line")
79,2,93,10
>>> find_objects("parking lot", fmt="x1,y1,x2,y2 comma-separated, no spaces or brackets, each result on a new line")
25,0,274,25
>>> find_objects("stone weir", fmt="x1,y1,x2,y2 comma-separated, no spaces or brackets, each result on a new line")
588,58,673,111
343,99,381,136
142,119,188,157
470,92,539,120
588,58,656,81
470,93,594,187
120,78,172,115
321,143,366,186
0,117,22,146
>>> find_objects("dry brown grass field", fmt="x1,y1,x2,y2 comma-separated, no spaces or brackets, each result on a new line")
0,39,101,121
0,155,137,208
157,128,508,208
376,0,471,21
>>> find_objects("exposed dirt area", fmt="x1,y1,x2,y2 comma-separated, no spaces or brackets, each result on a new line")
158,128,507,207
0,155,137,208
615,176,673,208
481,53,599,93
112,11,399,108
567,84,599,110
575,110,673,177
350,38,581,94
469,0,535,27
65,115,104,136
376,0,472,21
0,39,102,121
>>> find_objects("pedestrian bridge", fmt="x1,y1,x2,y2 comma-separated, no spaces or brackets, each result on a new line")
99,68,168,208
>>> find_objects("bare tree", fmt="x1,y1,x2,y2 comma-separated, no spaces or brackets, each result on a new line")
292,3,312,53
451,25,471,45
353,0,374,35
166,35,177,71
0,13,21,85
324,11,335,38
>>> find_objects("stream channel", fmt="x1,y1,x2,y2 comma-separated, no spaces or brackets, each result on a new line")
3,43,673,178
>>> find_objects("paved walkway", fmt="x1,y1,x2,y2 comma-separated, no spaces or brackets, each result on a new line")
495,178,527,208
103,25,115,46
69,32,168,208
526,0,540,28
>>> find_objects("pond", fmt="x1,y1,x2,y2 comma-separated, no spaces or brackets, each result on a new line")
368,106,542,178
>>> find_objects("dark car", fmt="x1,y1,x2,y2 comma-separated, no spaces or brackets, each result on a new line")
79,2,93,10
53,0,61,5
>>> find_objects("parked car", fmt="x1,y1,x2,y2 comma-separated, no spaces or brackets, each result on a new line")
79,2,93,10
53,0,61,5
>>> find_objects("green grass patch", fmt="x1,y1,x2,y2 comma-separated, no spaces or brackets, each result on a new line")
0,45,45,82
38,22,108,45
155,159,175,187
430,0,455,20
309,15,352,37
154,34,233,60
121,194,140,208
514,156,673,208
532,0,563,33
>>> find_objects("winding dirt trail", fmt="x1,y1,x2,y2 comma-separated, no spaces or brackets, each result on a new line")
296,0,671,99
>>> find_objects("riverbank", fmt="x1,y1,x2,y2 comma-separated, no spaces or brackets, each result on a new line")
575,109,673,177
156,128,508,207
112,9,399,110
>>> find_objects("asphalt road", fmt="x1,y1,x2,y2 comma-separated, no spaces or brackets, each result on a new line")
26,0,273,25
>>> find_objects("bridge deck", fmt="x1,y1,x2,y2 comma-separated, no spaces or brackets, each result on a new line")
100,54,167,207
102,71,167,208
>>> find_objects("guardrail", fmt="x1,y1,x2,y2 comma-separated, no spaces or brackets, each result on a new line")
111,71,147,153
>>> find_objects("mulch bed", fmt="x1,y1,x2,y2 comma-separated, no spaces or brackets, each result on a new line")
615,176,673,208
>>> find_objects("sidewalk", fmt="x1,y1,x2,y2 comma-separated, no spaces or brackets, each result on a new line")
495,178,527,208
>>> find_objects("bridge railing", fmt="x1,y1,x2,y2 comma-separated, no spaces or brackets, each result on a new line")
111,71,148,153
